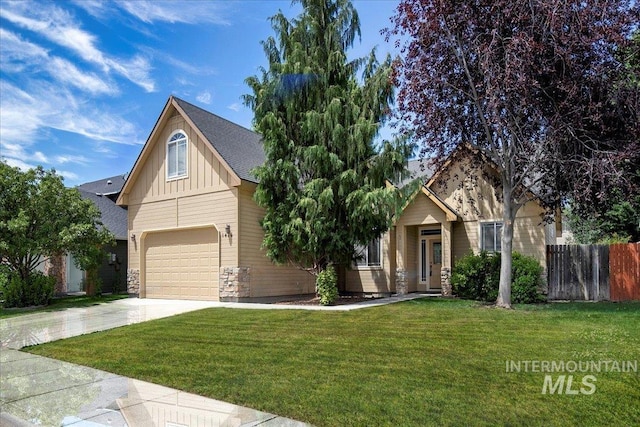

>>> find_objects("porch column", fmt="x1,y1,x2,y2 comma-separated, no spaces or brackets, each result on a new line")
441,221,453,296
395,225,408,295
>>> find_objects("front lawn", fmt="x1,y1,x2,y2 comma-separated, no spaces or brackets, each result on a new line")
0,294,128,318
27,299,640,426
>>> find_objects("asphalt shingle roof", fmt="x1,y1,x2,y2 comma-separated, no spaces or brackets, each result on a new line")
78,189,128,240
174,97,265,183
77,174,127,196
396,159,436,188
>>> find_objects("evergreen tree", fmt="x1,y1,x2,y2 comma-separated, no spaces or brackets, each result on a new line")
244,0,411,277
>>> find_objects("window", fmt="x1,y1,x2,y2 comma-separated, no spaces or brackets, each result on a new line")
355,237,382,268
167,131,187,179
481,222,503,252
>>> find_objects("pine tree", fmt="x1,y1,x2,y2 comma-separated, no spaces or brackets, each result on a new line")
244,0,411,277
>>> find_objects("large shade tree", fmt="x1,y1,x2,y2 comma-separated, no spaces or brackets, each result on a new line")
563,29,640,243
389,0,638,308
244,0,412,278
0,163,114,293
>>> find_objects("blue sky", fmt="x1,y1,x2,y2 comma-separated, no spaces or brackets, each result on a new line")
0,0,401,186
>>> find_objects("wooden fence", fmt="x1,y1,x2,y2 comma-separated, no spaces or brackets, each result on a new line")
547,243,640,301
610,243,640,301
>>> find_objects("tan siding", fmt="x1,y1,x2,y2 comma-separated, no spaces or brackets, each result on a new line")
450,202,547,269
177,189,239,267
237,185,315,297
429,157,547,268
399,191,448,226
433,159,501,221
127,114,232,205
345,231,394,294
406,226,418,292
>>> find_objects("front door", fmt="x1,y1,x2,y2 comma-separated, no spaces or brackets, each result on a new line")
419,228,442,290
429,240,442,288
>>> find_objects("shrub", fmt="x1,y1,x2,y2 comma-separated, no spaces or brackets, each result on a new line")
451,251,500,302
511,252,545,304
451,251,543,304
2,271,55,308
316,266,338,306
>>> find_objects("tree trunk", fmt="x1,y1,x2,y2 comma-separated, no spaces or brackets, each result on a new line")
496,179,514,309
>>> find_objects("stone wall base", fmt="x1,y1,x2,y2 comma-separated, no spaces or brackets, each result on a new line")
395,268,408,295
127,268,140,296
220,267,250,299
440,267,452,296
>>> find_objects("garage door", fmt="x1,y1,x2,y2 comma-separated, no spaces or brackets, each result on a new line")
144,227,219,300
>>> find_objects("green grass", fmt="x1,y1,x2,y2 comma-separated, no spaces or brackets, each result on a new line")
0,294,128,318
27,299,640,426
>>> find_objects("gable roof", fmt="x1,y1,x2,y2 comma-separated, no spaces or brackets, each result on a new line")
77,174,127,196
173,97,264,183
78,189,128,240
397,159,437,189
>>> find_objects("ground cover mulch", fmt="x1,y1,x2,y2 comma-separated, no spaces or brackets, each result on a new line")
274,295,379,306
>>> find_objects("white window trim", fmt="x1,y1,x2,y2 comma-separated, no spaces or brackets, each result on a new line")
479,220,503,253
354,236,383,270
166,130,188,181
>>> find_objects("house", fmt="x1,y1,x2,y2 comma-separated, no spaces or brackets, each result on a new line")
45,175,129,294
117,96,552,301
346,146,552,296
116,96,315,301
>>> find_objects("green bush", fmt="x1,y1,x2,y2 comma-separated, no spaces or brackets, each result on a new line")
451,251,543,304
451,251,500,302
511,253,545,304
2,271,55,308
316,266,338,306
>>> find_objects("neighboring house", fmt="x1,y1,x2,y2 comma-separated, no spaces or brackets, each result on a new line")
117,96,554,302
45,175,129,294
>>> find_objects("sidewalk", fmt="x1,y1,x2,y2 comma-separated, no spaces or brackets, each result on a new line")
0,294,426,426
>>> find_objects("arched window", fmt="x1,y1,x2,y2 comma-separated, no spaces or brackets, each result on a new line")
167,131,187,179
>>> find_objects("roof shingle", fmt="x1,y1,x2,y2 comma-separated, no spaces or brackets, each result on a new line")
173,97,265,183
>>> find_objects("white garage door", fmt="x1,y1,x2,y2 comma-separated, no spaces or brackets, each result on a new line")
144,228,219,300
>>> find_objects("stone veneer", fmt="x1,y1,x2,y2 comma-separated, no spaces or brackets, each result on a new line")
127,268,140,296
395,268,408,295
441,267,452,296
219,267,251,299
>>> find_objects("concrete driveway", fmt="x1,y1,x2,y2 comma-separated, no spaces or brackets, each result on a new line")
0,298,310,427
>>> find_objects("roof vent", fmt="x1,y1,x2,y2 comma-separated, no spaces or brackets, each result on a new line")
107,180,112,185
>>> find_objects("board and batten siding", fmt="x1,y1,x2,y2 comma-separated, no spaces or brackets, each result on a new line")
237,185,315,297
127,114,233,205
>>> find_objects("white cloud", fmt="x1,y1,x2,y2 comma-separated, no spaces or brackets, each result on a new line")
0,29,116,95
1,2,156,92
70,0,108,19
49,57,117,95
54,154,89,165
0,79,141,146
227,103,241,112
33,151,49,163
57,169,80,181
2,157,37,171
0,143,46,169
108,54,155,92
197,91,212,104
115,0,230,25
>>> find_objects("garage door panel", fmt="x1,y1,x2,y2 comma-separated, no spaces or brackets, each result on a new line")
144,228,219,301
